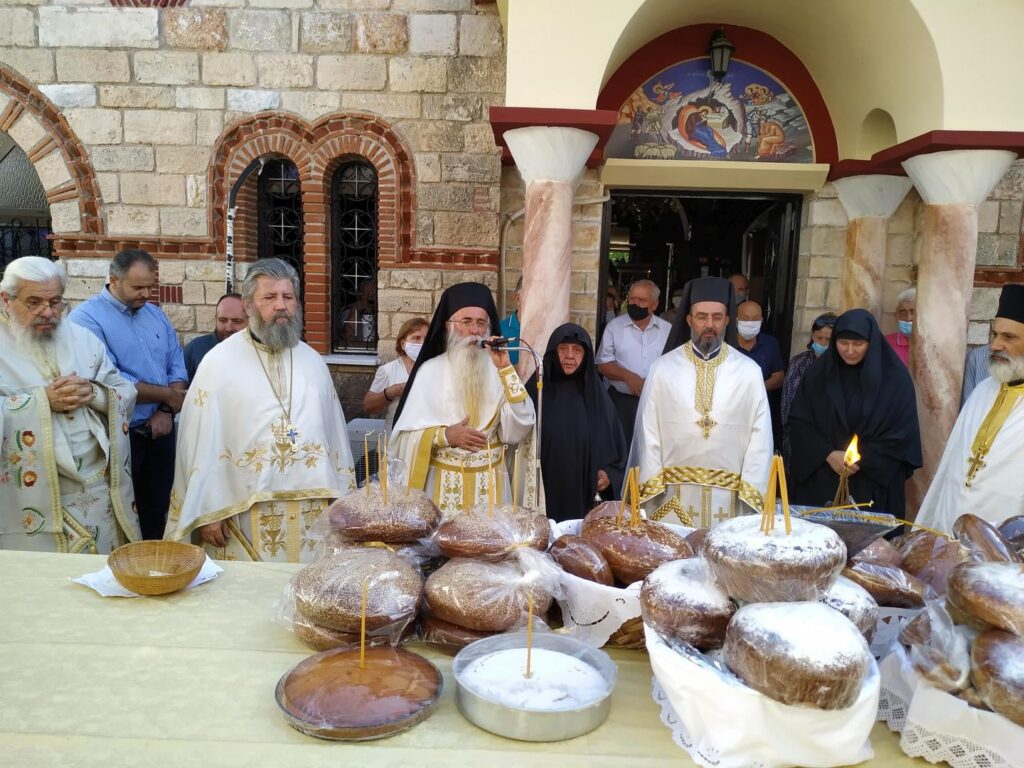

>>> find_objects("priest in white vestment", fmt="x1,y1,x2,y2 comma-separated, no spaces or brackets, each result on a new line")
390,282,538,517
632,276,772,527
917,285,1024,533
164,259,354,562
0,257,140,553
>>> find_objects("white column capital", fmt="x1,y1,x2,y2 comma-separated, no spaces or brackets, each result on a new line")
834,174,913,220
503,126,598,188
902,149,1017,205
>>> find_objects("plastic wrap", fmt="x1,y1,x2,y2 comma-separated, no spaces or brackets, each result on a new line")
422,551,560,633
818,574,879,643
897,530,972,596
278,609,415,652
288,549,422,640
419,614,495,649
640,558,736,651
851,537,903,568
998,515,1024,554
703,514,846,603
321,486,441,544
791,505,899,558
947,561,1024,637
432,504,549,560
904,603,971,692
954,513,1022,564
971,629,1024,727
842,562,934,608
579,504,692,585
548,534,613,586
722,602,873,710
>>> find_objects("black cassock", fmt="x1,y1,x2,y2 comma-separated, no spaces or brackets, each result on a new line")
528,323,627,523
788,309,922,518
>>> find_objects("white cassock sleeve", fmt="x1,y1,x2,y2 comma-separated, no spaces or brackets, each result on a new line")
742,382,774,500
497,365,536,447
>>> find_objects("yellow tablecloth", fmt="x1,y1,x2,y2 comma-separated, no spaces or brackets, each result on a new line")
0,551,927,768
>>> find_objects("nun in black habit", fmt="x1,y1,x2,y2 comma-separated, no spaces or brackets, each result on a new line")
527,323,627,523
787,308,922,517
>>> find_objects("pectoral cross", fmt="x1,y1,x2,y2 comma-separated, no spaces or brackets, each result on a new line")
965,451,987,487
696,413,717,439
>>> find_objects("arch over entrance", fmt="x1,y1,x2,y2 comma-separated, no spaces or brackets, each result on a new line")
0,65,103,235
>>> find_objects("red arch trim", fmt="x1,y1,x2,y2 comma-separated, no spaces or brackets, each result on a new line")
597,23,838,165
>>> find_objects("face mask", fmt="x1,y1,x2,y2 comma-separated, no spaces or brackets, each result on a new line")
735,292,748,303
811,341,829,356
404,341,423,361
626,303,649,321
672,294,684,307
898,320,913,336
737,320,762,339
605,309,616,323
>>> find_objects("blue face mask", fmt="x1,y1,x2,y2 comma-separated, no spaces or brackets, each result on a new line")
811,341,829,356
898,320,913,336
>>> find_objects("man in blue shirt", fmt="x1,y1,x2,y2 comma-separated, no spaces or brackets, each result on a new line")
500,276,522,365
69,249,188,540
735,300,785,390
182,292,247,383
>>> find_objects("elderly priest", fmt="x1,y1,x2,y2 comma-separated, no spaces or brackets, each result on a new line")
0,257,140,553
164,259,354,562
390,282,538,516
917,285,1024,533
632,276,772,527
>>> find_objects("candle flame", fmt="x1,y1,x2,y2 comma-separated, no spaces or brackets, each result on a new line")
844,435,861,466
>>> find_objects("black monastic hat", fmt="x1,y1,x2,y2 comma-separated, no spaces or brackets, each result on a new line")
996,284,1024,325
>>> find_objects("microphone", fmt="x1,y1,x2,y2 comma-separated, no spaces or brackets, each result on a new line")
475,336,515,349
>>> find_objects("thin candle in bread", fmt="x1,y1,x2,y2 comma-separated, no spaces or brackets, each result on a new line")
525,588,534,679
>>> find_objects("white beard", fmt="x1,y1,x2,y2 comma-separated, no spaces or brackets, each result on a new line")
988,350,1024,383
447,329,490,425
9,316,61,367
250,305,302,351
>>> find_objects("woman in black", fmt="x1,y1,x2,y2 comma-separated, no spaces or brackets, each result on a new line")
528,323,627,522
788,309,922,517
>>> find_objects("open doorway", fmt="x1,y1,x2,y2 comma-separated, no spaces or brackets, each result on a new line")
598,190,801,360
0,132,51,279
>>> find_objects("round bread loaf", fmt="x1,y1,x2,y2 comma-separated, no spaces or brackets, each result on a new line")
819,575,879,642
954,514,1022,564
899,611,932,648
704,515,846,602
947,561,1024,636
897,530,971,595
580,513,692,585
841,562,932,608
291,613,415,652
998,515,1024,555
970,629,1024,726
724,602,872,710
327,490,440,544
640,558,736,650
851,537,903,568
945,597,993,632
292,549,423,634
685,527,711,556
419,614,494,649
423,558,552,633
549,534,614,586
434,506,549,560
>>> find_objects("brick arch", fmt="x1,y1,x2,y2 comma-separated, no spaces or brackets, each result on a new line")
0,65,103,235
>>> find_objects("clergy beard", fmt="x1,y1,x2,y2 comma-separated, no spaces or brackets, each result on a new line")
988,350,1024,384
690,326,725,356
447,329,489,425
250,306,302,351
8,315,61,362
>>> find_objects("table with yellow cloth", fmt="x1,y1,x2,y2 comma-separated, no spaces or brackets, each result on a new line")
0,551,928,768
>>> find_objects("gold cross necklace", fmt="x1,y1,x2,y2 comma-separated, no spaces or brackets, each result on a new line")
251,336,299,447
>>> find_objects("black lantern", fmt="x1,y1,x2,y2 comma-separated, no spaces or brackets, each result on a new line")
708,29,734,79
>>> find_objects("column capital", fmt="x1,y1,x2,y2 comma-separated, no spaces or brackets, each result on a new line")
503,126,599,188
902,149,1016,205
833,174,913,220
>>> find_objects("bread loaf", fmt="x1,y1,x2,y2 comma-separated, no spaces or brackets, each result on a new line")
954,513,1022,564
580,511,692,585
897,530,971,595
905,606,970,692
327,489,440,543
724,602,872,710
423,558,552,633
851,538,903,568
641,558,736,650
685,528,711,556
419,614,494,649
704,515,846,602
434,506,549,560
842,562,933,608
291,613,414,652
292,549,422,634
970,629,1024,726
947,561,1024,636
549,534,614,586
818,575,879,642
998,515,1024,555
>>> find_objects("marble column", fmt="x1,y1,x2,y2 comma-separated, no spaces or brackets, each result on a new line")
503,126,598,380
834,175,913,317
901,149,1017,515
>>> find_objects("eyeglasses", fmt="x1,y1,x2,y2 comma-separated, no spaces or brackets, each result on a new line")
15,297,67,315
449,318,490,331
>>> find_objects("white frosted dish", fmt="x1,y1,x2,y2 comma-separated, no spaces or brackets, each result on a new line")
452,632,616,741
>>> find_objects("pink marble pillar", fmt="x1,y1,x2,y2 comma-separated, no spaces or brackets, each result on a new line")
503,127,599,380
901,149,1017,515
834,175,912,318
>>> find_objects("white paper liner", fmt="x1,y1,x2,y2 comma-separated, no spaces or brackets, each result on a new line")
877,644,1024,768
70,557,223,597
646,623,879,768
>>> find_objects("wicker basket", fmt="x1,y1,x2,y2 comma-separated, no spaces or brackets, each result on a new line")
607,616,646,649
107,541,205,596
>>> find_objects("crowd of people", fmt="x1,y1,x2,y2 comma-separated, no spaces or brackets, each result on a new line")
2,251,1022,562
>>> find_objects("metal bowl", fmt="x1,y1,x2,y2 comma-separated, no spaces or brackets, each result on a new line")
452,631,616,742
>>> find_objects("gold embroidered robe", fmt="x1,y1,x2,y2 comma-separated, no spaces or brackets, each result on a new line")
164,330,355,562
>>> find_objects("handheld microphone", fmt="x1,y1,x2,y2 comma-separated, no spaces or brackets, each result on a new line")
475,336,515,349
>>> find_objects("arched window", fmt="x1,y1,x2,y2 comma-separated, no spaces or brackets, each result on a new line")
331,159,378,353
257,158,304,290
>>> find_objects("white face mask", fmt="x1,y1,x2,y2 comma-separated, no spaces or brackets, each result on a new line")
737,320,762,340
404,341,423,361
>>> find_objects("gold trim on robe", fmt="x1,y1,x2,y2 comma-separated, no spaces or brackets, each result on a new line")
640,464,764,522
